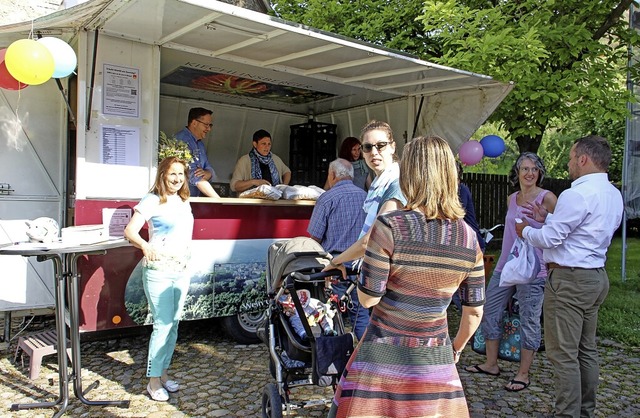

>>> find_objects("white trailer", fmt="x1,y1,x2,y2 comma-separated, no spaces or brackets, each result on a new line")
0,0,511,341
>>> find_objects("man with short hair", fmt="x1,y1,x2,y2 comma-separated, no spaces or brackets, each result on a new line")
516,135,623,418
175,107,219,197
307,158,369,339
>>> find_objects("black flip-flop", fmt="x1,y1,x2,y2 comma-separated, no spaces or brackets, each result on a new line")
464,364,500,376
505,379,530,392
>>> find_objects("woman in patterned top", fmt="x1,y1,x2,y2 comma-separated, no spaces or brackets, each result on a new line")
125,156,194,402
329,135,486,418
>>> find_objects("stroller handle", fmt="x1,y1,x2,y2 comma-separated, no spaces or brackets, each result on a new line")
290,265,357,282
290,270,342,282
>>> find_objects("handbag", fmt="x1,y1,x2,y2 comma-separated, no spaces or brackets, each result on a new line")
499,237,540,287
472,311,521,362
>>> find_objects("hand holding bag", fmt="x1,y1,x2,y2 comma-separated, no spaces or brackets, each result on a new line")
499,237,540,287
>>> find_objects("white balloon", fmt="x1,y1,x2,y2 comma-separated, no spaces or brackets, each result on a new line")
37,37,77,78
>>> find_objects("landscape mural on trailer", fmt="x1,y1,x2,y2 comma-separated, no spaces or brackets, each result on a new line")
125,238,279,324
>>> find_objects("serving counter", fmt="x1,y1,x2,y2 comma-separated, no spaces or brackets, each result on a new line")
73,197,315,338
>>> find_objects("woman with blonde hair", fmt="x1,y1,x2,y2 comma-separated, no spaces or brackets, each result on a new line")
329,136,485,418
125,156,194,402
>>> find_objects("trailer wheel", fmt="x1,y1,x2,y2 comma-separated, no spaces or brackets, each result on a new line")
261,383,283,418
221,311,264,344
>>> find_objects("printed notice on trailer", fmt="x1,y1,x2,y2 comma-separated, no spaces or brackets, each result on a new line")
101,125,139,165
103,63,140,117
102,208,132,238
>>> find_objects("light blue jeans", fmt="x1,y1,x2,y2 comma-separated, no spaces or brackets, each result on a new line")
481,270,545,351
143,266,190,377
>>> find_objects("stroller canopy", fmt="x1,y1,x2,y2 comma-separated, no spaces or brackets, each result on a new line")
269,237,330,291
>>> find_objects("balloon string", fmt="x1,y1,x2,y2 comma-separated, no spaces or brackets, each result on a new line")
14,87,21,143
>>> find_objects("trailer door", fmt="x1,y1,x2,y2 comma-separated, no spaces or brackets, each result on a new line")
0,82,67,311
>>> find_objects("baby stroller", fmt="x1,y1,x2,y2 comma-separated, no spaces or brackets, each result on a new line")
258,237,357,417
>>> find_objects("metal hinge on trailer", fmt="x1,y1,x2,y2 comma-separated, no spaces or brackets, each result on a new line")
0,183,14,195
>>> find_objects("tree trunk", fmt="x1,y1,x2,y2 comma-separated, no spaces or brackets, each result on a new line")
514,134,543,154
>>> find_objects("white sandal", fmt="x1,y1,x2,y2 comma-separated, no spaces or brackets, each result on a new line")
147,383,169,401
162,379,179,393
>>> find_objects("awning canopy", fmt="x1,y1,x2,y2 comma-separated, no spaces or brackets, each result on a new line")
0,0,511,115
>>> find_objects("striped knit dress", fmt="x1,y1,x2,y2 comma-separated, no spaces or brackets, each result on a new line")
329,209,486,418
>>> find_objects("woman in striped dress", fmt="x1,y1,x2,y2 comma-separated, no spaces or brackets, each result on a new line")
329,135,486,418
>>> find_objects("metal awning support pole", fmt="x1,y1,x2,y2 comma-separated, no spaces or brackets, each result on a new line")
411,96,424,141
86,29,99,132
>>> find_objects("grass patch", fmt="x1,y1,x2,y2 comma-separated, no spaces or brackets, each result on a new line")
600,236,640,347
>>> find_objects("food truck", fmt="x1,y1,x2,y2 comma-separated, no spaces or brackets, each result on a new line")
0,0,512,343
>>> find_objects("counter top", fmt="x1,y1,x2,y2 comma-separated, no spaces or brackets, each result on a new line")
189,197,316,206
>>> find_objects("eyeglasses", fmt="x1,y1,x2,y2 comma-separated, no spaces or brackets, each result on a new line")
195,119,213,128
362,141,391,153
519,166,540,173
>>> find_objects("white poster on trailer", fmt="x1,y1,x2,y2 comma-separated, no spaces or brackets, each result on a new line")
103,63,140,118
100,125,140,165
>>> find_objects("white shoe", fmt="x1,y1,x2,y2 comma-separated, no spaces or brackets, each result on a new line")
162,379,179,393
147,383,169,401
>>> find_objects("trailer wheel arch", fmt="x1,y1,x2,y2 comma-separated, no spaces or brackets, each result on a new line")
222,311,265,344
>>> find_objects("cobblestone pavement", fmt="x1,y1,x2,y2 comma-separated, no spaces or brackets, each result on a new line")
0,315,639,418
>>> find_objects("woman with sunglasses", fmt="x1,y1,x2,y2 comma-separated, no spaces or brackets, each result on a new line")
323,120,406,284
465,152,557,393
230,129,291,194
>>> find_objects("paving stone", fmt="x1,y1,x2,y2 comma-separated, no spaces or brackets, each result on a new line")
1,316,639,417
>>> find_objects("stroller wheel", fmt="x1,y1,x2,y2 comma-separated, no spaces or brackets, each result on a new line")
261,383,283,418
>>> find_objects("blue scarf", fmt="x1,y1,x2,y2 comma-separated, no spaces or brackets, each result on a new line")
359,162,400,239
249,148,281,186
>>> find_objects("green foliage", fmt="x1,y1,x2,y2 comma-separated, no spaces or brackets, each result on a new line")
417,0,635,153
158,131,193,163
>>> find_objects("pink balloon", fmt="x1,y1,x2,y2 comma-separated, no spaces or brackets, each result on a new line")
459,140,484,166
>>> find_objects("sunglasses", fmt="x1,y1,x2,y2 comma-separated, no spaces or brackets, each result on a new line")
362,141,392,153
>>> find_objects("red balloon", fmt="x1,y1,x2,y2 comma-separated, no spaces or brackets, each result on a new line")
0,48,28,90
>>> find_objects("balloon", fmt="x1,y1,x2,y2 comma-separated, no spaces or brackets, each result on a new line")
459,140,484,166
0,48,28,90
5,39,55,85
37,37,77,78
480,135,506,158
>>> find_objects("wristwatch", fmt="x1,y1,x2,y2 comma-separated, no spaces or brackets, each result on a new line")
452,345,462,357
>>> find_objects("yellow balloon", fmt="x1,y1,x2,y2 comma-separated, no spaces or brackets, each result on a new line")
5,39,55,85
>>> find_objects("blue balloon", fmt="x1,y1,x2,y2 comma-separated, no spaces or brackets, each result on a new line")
480,135,505,158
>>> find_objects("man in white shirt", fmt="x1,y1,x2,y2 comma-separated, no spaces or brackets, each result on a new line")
515,135,623,418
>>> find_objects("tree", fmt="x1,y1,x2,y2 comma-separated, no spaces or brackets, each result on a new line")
273,0,639,154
